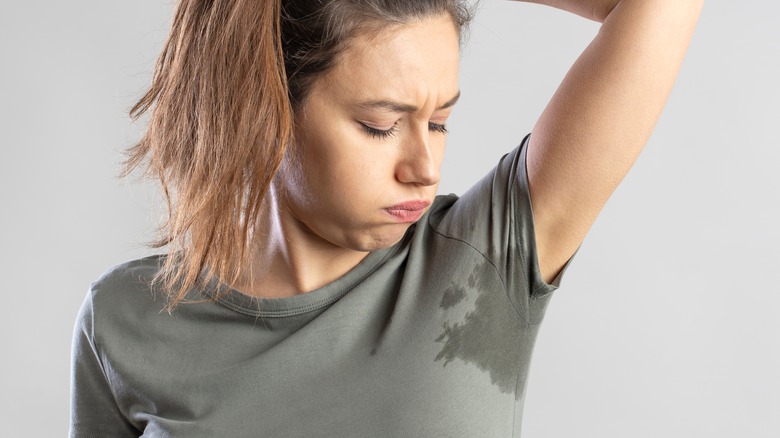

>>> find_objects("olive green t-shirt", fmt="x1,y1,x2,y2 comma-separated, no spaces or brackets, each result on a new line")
70,135,577,437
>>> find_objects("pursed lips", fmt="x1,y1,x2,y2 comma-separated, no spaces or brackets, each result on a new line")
383,200,431,222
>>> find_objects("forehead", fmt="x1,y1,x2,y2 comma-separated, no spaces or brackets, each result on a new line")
316,14,461,108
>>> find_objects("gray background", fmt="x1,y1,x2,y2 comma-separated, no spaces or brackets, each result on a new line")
1,1,777,436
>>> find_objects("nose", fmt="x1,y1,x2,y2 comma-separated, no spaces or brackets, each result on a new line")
394,132,441,187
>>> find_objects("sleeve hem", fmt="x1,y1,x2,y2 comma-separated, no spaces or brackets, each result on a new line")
515,133,578,296
531,245,579,294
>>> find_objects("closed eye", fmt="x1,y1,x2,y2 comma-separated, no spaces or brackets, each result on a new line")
360,122,449,140
429,122,448,134
361,124,398,140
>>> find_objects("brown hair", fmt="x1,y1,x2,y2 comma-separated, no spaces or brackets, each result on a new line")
122,0,475,311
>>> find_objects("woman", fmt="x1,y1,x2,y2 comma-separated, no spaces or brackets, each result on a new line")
70,0,702,436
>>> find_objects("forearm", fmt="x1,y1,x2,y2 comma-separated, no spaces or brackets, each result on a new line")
512,0,623,23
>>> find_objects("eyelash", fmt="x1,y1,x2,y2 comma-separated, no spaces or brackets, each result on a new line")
361,122,448,140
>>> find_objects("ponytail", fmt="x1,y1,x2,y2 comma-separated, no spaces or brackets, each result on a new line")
121,0,475,311
121,0,293,311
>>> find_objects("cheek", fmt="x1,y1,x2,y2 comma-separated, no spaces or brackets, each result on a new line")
289,134,385,216
307,124,389,186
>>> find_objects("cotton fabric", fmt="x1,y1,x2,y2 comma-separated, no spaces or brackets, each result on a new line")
70,134,577,437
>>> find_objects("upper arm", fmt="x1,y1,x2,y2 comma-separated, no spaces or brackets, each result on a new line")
522,0,704,283
71,290,140,438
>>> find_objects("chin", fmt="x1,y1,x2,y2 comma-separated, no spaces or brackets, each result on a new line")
347,225,412,252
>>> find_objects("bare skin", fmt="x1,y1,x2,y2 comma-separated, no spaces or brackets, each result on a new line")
234,16,461,297
234,0,703,297
515,0,703,283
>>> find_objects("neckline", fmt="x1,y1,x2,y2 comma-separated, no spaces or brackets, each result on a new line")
200,233,406,318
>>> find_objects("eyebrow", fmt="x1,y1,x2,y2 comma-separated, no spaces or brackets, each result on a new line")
356,90,461,113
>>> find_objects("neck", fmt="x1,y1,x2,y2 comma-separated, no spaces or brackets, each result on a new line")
231,185,369,298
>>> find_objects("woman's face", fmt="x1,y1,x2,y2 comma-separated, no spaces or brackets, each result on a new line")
275,14,461,253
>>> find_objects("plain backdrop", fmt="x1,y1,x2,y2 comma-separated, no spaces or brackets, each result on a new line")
1,1,778,436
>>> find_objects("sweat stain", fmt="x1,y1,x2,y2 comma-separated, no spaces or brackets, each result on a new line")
433,260,528,398
439,285,467,309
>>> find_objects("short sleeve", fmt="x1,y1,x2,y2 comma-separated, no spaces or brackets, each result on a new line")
70,286,139,438
430,134,578,323
510,134,578,294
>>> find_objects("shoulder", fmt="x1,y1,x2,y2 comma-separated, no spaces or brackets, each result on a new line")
426,140,527,247
418,139,568,298
90,255,163,304
92,254,162,287
84,255,169,338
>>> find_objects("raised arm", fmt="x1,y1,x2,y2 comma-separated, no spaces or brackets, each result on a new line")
513,0,704,284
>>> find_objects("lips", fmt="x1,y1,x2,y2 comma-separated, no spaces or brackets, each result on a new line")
384,200,431,223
